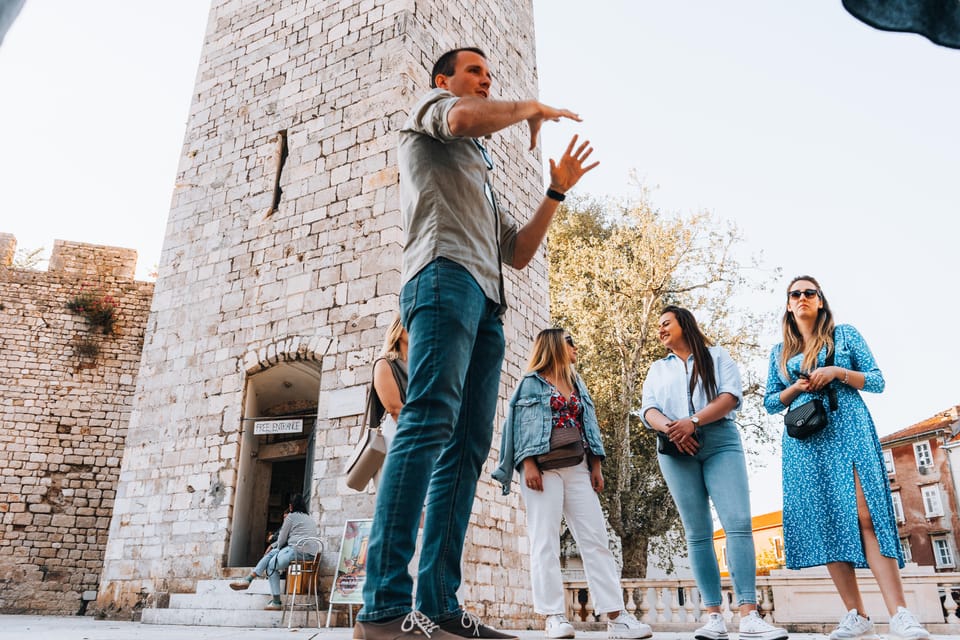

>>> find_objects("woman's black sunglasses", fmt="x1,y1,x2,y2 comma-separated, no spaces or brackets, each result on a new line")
788,289,820,300
564,335,575,347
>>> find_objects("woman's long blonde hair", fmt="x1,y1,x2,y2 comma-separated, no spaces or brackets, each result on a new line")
527,328,576,390
380,313,406,360
779,275,835,378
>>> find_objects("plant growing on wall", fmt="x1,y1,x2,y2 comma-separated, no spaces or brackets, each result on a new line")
66,288,117,334
73,336,101,360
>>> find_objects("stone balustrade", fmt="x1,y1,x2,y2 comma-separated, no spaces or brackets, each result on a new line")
563,568,960,630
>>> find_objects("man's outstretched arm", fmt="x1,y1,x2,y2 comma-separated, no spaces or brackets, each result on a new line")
446,97,581,150
512,135,599,269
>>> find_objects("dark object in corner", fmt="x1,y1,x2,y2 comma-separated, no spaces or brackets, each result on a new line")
842,0,960,49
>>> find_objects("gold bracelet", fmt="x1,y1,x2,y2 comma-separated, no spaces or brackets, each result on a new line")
842,369,849,385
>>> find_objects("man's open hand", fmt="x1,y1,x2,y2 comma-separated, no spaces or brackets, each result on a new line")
527,103,581,150
548,135,599,194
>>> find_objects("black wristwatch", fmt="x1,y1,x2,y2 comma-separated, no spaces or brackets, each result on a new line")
546,188,566,202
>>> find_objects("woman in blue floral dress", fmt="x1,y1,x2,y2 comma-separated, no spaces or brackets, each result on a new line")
764,276,929,640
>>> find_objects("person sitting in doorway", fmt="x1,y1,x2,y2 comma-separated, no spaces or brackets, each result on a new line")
230,493,319,611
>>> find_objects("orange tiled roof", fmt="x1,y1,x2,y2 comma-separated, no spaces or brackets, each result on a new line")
880,405,959,445
714,510,782,539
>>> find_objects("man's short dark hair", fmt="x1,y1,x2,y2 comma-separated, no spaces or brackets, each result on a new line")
430,47,487,88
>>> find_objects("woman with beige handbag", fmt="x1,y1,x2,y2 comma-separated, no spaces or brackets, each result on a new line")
345,315,408,490
373,314,408,449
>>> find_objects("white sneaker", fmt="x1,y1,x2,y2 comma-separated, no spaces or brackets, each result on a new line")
695,612,728,640
545,614,575,639
829,609,878,640
607,611,652,639
888,607,931,640
738,610,788,640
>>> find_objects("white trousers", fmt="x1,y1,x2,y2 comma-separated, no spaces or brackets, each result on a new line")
519,459,625,615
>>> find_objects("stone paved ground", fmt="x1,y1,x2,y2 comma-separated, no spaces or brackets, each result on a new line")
0,616,957,640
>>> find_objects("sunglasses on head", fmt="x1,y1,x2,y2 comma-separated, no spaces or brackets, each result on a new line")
564,335,575,347
788,289,820,300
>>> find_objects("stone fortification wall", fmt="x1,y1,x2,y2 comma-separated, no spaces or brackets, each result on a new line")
0,234,153,614
97,0,548,625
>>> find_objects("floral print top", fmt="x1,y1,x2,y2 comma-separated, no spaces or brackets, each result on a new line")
550,389,582,430
550,389,589,452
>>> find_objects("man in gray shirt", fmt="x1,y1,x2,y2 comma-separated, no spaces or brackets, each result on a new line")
357,47,597,640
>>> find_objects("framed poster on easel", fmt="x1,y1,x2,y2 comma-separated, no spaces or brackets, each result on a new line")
326,518,373,627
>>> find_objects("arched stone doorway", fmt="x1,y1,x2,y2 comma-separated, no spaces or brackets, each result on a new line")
228,359,321,567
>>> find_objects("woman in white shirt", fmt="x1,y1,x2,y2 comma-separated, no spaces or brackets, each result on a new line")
641,306,785,640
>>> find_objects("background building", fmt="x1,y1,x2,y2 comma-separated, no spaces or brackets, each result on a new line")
713,510,785,577
881,406,960,571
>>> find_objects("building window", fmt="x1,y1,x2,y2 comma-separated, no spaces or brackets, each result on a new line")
773,536,784,562
932,536,956,569
883,449,895,475
914,441,933,469
921,484,944,518
900,537,912,563
891,491,905,523
720,545,728,569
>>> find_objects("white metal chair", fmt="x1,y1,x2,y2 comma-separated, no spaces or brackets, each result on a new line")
283,536,323,628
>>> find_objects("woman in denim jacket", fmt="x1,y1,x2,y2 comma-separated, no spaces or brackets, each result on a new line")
493,328,650,640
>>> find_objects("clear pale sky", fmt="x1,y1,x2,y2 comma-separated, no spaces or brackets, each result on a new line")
1,2,957,515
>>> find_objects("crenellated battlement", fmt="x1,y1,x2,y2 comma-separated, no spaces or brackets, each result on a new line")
0,233,139,281
47,240,138,280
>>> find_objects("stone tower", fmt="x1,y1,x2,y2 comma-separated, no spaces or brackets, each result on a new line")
97,0,548,624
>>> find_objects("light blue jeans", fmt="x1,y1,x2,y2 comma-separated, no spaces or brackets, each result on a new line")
254,546,314,597
359,258,505,623
657,419,756,607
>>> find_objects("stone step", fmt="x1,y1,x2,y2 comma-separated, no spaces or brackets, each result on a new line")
222,566,253,579
141,607,286,628
143,606,326,628
168,590,277,610
169,576,322,610
193,578,277,596
143,576,327,627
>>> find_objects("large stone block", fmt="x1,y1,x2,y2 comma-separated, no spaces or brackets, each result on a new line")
769,564,943,623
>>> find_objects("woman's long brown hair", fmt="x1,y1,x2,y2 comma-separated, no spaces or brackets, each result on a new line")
662,305,718,401
779,274,835,378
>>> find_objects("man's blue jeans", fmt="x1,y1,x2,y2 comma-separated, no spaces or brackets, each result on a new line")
657,419,756,607
359,258,505,622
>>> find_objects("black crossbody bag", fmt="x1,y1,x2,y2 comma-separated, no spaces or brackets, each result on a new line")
783,337,837,440
657,383,702,456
